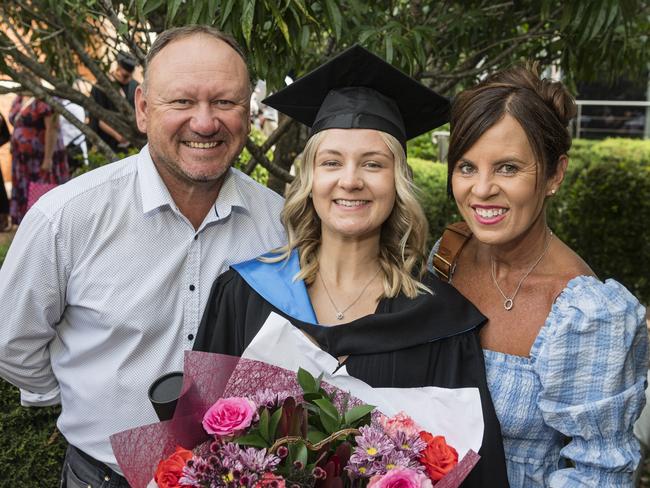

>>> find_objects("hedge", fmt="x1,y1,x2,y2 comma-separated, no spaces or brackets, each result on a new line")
0,138,648,485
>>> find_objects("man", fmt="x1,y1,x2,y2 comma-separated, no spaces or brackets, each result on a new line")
0,26,285,487
59,97,88,172
90,51,139,152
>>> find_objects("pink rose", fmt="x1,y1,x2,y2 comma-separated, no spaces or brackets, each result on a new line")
379,412,421,438
202,397,257,436
368,468,433,488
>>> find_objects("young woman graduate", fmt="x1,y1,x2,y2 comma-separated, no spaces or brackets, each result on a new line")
193,45,509,487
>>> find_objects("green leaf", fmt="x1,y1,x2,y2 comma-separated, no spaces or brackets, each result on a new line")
344,404,375,426
269,407,283,440
207,0,219,17
242,0,256,47
219,0,236,28
303,392,325,403
297,368,318,394
300,25,311,50
313,398,339,421
189,1,205,24
291,0,317,23
294,441,308,465
324,0,343,39
143,0,165,16
167,0,184,26
319,409,339,433
235,432,269,448
267,1,291,45
307,428,328,445
385,35,394,63
259,408,270,442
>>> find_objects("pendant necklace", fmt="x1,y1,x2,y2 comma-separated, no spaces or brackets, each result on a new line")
490,230,553,311
318,267,381,320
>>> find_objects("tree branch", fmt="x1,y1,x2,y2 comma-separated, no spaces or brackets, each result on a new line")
245,139,294,183
2,64,116,161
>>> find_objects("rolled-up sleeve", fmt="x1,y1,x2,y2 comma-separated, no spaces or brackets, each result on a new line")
534,278,648,487
0,208,68,397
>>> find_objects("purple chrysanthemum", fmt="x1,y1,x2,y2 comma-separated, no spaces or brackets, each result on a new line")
347,425,394,478
251,388,291,409
389,431,427,457
376,450,422,473
239,446,281,472
352,426,393,459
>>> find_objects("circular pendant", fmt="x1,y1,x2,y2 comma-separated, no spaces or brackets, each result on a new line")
336,312,344,320
503,298,513,311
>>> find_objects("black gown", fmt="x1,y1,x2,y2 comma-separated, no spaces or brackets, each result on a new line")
194,254,509,487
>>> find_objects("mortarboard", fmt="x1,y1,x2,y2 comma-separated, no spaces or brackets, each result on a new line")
262,45,449,148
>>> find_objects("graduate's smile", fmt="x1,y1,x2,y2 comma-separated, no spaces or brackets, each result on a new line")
311,129,395,240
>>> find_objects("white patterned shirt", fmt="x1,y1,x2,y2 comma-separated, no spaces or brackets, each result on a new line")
0,145,285,473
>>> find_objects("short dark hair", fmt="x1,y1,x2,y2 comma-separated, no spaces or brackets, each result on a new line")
143,25,248,90
117,51,137,73
447,65,576,193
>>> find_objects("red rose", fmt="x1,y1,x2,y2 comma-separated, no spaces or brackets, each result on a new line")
418,432,458,482
154,446,193,488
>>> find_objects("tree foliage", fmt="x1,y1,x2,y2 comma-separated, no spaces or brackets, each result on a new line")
0,0,648,180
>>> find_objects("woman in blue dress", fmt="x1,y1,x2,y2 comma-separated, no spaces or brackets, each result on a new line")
194,45,510,487
429,65,648,486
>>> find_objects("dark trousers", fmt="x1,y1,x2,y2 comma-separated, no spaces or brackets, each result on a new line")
60,445,131,488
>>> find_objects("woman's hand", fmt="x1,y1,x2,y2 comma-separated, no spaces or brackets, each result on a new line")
41,156,53,173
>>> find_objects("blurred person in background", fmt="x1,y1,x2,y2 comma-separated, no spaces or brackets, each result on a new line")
89,51,138,153
8,93,68,225
60,95,88,173
0,111,10,231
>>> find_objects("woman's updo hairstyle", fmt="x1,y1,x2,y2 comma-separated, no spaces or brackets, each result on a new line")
447,64,576,192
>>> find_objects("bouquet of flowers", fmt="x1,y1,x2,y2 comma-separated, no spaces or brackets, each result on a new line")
111,314,481,488
152,366,476,488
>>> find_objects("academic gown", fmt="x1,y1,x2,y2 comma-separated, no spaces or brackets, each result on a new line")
194,252,509,487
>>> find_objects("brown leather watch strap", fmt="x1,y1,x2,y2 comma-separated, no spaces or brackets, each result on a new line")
432,221,472,282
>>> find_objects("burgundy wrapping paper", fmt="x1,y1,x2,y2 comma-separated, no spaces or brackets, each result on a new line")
110,351,480,488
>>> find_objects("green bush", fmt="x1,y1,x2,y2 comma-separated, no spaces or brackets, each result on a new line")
549,160,650,303
234,128,270,186
409,157,460,245
0,379,66,486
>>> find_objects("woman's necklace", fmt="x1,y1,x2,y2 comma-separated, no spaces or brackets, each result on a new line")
318,267,381,320
490,230,553,311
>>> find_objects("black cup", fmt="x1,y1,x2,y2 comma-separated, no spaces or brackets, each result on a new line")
148,371,184,421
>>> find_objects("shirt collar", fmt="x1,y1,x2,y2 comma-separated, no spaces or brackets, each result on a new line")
212,168,249,221
138,145,176,214
137,145,251,219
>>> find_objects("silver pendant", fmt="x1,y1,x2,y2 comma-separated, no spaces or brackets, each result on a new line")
336,312,344,320
503,298,513,311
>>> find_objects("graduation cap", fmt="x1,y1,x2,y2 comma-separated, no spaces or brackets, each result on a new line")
262,45,449,148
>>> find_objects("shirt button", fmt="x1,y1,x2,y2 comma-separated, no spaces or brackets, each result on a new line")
104,475,111,481
188,333,194,340
189,284,195,291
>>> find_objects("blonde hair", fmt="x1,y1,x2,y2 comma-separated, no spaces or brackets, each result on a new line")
264,129,430,299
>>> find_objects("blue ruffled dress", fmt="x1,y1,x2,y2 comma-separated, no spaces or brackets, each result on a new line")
430,245,648,486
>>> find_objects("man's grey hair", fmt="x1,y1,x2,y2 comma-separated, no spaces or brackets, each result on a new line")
142,25,250,92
